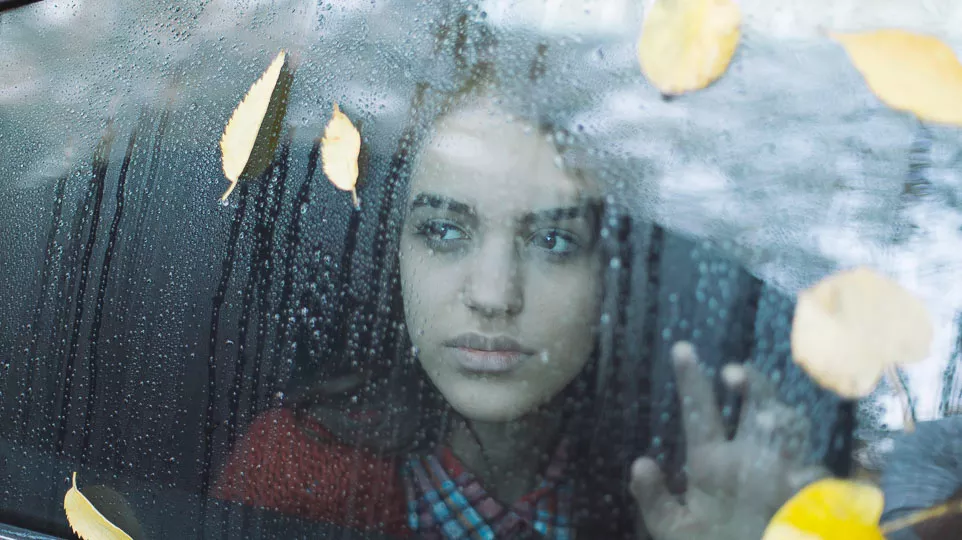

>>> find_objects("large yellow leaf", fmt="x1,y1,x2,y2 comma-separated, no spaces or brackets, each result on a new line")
764,477,962,539
63,472,133,540
321,102,361,209
831,29,962,126
637,0,741,96
219,50,293,202
762,478,885,540
791,267,932,399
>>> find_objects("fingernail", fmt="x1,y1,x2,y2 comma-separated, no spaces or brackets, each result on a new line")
756,409,777,430
721,364,746,388
671,341,697,366
631,457,659,479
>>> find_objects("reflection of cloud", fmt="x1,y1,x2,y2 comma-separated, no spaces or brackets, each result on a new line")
0,0,441,188
483,0,962,41
0,64,39,104
481,0,642,37
739,0,962,40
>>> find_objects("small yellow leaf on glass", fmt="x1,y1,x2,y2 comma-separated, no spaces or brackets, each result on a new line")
791,267,932,399
63,472,133,540
321,102,362,210
831,29,962,126
637,0,741,96
762,478,885,540
219,50,293,202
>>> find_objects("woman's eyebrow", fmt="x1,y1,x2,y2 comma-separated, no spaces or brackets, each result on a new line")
409,193,475,217
521,201,601,225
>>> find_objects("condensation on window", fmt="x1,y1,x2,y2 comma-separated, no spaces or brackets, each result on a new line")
1,1,961,539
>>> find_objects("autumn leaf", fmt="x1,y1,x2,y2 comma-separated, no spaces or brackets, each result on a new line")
219,50,294,202
831,29,962,126
64,472,133,540
637,0,741,96
790,267,932,400
321,102,362,209
764,477,962,539
762,478,885,540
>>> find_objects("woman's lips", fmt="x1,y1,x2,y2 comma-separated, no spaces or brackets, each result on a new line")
443,333,537,374
448,347,533,374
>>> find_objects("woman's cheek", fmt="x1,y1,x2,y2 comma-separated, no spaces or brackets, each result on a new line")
545,260,602,326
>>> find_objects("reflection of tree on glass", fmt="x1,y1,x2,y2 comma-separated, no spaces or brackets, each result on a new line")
214,59,838,540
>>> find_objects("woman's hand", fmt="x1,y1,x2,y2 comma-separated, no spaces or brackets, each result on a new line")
630,341,830,540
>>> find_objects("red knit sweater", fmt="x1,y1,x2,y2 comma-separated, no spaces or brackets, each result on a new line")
212,408,410,537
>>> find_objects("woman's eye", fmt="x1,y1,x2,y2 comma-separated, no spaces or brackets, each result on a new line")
529,229,578,256
417,220,468,243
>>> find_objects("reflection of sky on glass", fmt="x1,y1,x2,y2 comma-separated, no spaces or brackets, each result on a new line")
4,0,962,451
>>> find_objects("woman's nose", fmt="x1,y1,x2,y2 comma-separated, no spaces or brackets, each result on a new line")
461,237,524,317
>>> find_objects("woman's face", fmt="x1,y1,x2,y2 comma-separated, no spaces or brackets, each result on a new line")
399,98,603,422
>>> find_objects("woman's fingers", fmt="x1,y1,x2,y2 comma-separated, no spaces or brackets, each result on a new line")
721,362,822,509
631,457,684,536
645,352,829,538
736,364,778,424
734,364,812,463
672,341,725,448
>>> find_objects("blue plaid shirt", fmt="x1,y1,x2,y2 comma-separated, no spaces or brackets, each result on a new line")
402,441,574,539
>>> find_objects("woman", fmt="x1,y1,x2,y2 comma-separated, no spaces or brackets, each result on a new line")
214,50,840,539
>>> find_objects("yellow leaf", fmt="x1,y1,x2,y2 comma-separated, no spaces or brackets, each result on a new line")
321,102,362,209
762,478,885,540
791,267,932,399
64,472,133,540
831,29,962,126
637,0,741,96
219,50,293,202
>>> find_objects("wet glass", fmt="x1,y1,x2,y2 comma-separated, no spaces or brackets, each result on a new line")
0,1,957,539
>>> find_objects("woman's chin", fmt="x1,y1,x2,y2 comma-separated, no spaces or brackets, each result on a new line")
454,405,528,423
443,390,541,423
428,368,571,423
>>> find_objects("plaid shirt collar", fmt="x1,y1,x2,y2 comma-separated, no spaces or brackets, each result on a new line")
402,439,575,539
